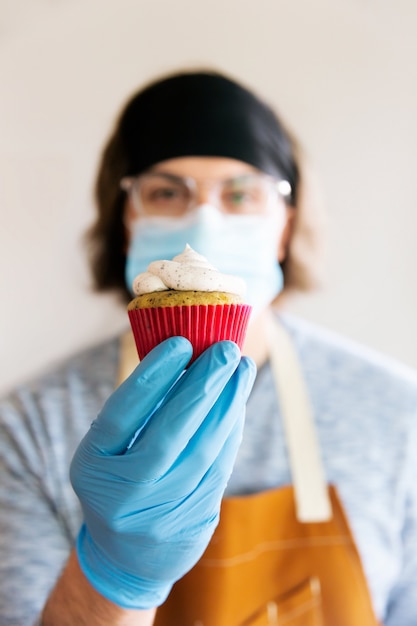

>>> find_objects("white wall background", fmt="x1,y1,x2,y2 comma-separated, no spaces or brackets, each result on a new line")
1,0,417,395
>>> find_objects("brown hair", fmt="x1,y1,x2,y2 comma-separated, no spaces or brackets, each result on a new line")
278,140,327,302
86,128,131,301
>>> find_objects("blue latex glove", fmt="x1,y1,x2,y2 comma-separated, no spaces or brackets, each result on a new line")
70,336,256,609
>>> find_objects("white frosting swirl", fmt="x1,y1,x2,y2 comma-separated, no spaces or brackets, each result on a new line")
132,244,246,297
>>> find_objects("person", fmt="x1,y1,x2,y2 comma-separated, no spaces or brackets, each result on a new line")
0,70,416,626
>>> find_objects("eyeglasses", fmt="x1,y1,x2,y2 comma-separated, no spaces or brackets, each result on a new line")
120,172,291,217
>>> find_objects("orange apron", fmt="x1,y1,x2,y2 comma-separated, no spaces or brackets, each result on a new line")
119,316,379,626
154,484,378,625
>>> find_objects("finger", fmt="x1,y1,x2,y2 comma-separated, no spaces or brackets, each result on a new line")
125,341,242,478
82,336,193,455
174,409,248,532
162,356,256,493
130,351,255,482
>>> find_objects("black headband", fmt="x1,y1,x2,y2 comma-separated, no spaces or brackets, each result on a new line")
119,72,297,194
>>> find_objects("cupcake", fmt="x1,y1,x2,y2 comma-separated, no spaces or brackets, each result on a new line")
127,244,252,363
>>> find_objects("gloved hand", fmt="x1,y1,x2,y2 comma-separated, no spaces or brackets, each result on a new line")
70,336,256,609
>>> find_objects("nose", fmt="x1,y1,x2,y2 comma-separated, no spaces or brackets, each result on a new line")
195,184,212,206
195,181,213,206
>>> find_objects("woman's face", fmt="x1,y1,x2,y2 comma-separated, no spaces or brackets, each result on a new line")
124,156,294,263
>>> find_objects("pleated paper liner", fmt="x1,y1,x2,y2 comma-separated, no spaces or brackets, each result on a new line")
128,303,252,364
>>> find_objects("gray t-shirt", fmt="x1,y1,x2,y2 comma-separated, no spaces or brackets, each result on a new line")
1,314,416,625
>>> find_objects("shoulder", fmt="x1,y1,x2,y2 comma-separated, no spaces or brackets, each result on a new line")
277,314,417,503
279,312,417,416
0,335,122,465
281,312,417,385
1,335,120,405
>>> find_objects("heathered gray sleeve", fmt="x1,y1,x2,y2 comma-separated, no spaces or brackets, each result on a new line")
383,415,417,625
0,339,118,626
0,390,75,625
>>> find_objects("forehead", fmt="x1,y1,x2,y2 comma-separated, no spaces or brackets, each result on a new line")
149,156,261,179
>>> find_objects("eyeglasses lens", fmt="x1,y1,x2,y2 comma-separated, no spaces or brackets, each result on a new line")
134,174,279,216
137,175,191,217
220,178,271,214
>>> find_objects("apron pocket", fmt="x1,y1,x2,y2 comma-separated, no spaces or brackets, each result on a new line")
240,576,323,626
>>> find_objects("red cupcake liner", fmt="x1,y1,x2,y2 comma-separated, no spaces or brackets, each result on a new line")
128,303,252,364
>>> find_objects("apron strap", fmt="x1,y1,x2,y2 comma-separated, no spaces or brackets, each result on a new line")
266,312,332,523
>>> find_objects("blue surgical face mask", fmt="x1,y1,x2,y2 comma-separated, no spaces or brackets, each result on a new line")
125,205,285,318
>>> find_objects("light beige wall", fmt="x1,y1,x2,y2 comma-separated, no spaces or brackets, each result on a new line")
1,0,417,394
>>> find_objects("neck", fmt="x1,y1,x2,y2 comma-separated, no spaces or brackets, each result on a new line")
242,307,275,367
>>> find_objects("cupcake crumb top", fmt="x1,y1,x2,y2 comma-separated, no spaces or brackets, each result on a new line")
128,289,243,309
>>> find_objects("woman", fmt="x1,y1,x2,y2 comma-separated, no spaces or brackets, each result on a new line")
0,70,416,626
